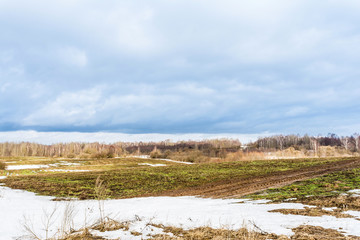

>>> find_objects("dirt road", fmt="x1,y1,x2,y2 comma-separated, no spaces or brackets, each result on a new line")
167,158,360,199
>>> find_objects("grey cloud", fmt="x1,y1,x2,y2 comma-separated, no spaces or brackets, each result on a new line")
0,0,360,135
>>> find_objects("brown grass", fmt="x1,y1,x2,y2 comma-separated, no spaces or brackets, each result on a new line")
269,206,355,219
295,195,360,211
92,217,130,232
0,161,6,170
292,225,360,240
150,225,285,240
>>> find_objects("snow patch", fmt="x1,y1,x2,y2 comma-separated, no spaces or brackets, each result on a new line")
138,163,167,167
0,187,360,239
344,210,360,218
155,158,194,165
43,169,90,173
348,189,360,194
6,164,50,170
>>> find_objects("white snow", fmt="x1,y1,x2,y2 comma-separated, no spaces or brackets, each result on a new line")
1,186,360,240
348,189,360,194
48,161,81,167
344,210,360,218
93,220,172,239
131,155,194,165
129,155,151,159
43,169,90,172
155,158,194,165
323,207,336,211
6,164,50,170
138,163,167,167
0,176,7,180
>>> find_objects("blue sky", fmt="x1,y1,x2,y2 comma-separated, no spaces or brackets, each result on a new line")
1,0,360,136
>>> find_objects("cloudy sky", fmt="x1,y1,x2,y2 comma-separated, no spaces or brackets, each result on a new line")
1,0,360,139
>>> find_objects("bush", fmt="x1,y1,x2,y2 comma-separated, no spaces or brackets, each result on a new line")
0,161,6,170
150,150,162,159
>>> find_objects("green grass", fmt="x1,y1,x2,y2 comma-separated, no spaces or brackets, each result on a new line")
1,157,351,199
0,157,182,176
249,167,360,201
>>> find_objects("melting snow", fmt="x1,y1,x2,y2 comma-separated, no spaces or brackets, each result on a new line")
155,158,194,164
0,187,360,239
43,169,90,172
6,164,50,170
138,163,167,167
348,189,360,194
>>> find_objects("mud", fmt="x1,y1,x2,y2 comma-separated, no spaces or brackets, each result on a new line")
163,158,360,199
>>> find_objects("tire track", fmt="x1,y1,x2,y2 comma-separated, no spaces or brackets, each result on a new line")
167,158,360,199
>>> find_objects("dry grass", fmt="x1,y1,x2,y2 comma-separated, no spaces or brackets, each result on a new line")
297,194,360,211
269,206,355,219
0,161,6,170
150,224,285,240
3,157,350,200
92,217,130,232
59,228,104,240
291,225,360,240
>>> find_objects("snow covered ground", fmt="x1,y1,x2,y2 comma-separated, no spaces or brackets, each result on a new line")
6,164,50,170
42,169,90,173
130,155,194,165
5,161,82,171
138,163,167,167
1,187,360,239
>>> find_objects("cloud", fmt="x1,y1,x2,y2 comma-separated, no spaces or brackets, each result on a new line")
23,88,102,126
57,47,88,67
0,130,273,144
285,107,309,117
1,1,360,135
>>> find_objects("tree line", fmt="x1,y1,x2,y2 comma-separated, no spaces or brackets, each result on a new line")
0,134,359,158
0,139,241,158
248,133,360,152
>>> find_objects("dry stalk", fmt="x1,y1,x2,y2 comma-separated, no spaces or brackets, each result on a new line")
94,175,108,226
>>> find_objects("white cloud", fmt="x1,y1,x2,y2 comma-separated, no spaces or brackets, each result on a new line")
23,87,102,126
285,107,309,117
0,130,272,144
57,47,88,67
1,1,360,134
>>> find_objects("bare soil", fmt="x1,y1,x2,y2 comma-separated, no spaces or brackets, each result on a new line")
162,158,360,198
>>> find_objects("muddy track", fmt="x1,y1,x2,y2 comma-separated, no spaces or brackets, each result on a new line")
166,158,360,199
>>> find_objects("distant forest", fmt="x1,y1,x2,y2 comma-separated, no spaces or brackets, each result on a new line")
0,134,359,158
249,134,360,152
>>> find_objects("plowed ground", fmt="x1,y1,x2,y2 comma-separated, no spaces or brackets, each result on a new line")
164,158,360,198
3,157,360,200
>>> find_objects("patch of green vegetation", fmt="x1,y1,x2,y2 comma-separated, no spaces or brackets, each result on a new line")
249,167,360,201
0,157,184,176
1,157,352,199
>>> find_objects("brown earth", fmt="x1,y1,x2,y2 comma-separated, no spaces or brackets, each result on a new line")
162,158,360,199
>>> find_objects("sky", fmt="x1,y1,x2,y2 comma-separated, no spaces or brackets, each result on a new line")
1,0,360,142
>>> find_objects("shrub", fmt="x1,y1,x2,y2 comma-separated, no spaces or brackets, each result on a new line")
0,161,6,170
150,150,162,158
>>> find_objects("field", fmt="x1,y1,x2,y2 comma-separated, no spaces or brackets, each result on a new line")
1,156,360,239
2,157,358,199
